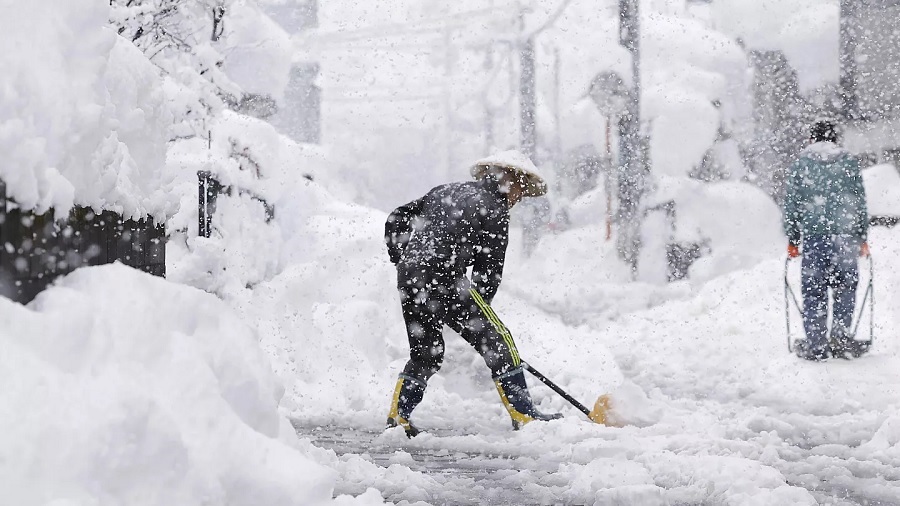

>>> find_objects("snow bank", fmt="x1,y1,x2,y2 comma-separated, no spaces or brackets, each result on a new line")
863,164,900,217
642,14,746,178
166,110,344,296
510,177,783,319
0,0,174,219
0,264,383,505
655,178,784,282
712,0,839,92
220,1,294,102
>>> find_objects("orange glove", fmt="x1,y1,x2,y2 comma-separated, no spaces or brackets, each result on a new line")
787,243,800,258
860,242,870,257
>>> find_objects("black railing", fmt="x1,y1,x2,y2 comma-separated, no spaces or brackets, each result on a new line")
0,180,166,304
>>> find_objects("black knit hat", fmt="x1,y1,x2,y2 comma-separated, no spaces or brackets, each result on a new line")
810,120,838,143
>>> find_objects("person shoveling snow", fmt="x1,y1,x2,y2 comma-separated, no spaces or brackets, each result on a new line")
383,150,563,437
783,120,871,361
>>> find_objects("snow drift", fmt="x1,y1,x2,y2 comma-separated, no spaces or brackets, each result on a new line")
0,264,388,505
0,0,174,219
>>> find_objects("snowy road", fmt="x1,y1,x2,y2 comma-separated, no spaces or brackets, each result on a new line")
268,219,900,505
295,360,900,506
294,423,558,505
296,393,899,505
296,365,900,505
285,231,900,504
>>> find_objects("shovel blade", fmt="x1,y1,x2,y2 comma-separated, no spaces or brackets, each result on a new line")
588,394,612,425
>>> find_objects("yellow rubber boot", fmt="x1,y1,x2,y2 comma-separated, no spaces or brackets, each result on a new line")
386,375,425,437
495,367,562,430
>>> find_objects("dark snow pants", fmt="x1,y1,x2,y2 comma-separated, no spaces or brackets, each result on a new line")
397,268,522,386
801,235,859,350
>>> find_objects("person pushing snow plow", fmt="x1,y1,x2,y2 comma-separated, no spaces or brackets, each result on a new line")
383,151,562,437
783,120,871,361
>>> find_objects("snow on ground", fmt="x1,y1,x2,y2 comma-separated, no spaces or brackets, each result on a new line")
6,0,900,503
864,164,900,217
0,264,386,505
226,170,900,503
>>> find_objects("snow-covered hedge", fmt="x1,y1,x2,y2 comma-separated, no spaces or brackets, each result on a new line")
0,0,174,219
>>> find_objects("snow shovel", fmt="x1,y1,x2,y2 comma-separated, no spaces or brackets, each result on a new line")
522,362,611,425
784,254,874,354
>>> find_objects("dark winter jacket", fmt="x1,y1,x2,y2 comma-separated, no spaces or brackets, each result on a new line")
385,178,509,303
783,141,869,245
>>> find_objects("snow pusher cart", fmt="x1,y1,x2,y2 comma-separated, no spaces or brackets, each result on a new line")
784,255,874,358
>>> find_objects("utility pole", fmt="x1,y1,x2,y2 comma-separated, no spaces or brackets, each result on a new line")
518,0,574,160
443,24,454,179
553,44,562,158
519,31,537,159
617,0,645,273
839,0,858,120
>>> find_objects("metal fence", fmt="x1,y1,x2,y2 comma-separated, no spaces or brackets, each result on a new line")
0,180,166,304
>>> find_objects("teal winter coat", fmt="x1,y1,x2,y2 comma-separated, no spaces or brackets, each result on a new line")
783,142,869,245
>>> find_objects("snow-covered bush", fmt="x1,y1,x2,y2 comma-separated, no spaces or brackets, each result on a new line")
0,0,174,219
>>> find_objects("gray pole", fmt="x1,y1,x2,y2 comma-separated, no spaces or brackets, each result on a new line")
520,35,537,159
617,0,643,271
839,0,858,120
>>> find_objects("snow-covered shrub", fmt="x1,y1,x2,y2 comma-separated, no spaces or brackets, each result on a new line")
0,0,175,219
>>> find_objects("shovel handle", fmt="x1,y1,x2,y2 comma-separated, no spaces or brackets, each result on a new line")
522,362,591,417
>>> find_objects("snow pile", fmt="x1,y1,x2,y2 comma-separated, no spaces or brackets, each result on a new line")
165,110,342,296
640,13,746,179
711,0,839,92
0,264,385,505
0,0,303,221
863,163,900,217
653,177,784,282
508,176,783,319
220,0,294,101
0,0,174,219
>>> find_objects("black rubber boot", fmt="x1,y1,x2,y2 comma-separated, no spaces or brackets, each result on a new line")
494,367,562,430
794,339,828,361
386,374,425,437
828,330,871,359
